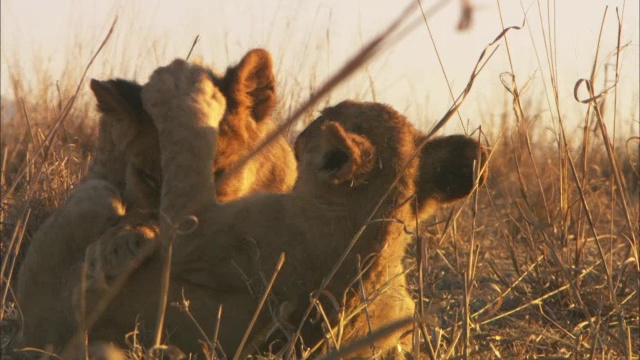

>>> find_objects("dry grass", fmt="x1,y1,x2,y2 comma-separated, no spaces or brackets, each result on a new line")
1,1,638,359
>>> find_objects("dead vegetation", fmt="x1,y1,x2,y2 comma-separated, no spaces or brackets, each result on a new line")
1,1,638,359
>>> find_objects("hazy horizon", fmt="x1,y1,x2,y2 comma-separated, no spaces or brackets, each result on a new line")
1,0,638,136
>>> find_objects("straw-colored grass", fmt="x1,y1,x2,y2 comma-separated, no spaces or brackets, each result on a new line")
1,1,638,359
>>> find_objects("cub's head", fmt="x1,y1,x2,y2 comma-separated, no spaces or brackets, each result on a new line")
209,49,296,199
90,49,296,210
293,100,487,214
293,101,417,197
90,79,160,212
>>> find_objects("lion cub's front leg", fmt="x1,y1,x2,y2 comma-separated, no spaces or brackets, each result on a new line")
82,61,228,288
142,60,226,223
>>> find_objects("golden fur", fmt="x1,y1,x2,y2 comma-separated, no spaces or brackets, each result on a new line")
14,49,297,353
78,61,486,358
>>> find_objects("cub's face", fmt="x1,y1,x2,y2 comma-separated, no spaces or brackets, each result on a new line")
293,101,411,196
121,117,162,212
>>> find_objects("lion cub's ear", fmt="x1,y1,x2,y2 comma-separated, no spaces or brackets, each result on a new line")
317,121,376,185
90,79,150,151
226,48,276,123
90,79,144,117
414,135,487,218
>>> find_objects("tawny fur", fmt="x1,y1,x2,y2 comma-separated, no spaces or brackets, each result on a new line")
14,49,297,354
78,61,486,358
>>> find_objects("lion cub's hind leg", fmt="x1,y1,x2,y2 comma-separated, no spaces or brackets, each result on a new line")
14,79,151,350
15,167,127,350
83,213,159,290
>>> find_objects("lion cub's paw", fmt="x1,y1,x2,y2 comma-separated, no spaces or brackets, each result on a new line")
84,220,160,288
141,59,226,130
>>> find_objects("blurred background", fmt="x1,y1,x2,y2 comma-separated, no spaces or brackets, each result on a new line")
1,0,638,135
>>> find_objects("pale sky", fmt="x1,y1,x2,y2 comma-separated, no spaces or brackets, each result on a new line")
1,0,638,137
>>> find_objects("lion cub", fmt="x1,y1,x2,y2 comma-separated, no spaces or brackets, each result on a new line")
81,60,486,358
14,49,297,353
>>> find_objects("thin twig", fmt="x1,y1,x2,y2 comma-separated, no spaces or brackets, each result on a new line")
0,210,29,321
233,253,285,360
186,35,200,60
211,304,223,358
